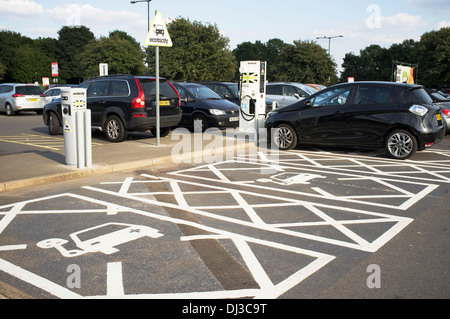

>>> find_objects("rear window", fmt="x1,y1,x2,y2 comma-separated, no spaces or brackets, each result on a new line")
16,86,43,95
139,79,178,100
403,87,433,104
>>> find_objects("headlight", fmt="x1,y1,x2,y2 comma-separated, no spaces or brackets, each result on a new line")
209,109,225,115
409,105,428,116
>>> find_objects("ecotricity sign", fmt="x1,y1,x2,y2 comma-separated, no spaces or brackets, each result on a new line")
145,11,173,47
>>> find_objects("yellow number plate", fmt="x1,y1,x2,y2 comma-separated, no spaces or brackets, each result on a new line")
28,99,38,102
159,101,170,106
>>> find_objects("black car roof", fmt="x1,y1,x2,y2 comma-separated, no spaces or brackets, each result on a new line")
88,75,167,81
335,81,423,89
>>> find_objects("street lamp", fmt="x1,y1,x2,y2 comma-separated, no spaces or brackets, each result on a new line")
316,35,344,56
130,0,152,32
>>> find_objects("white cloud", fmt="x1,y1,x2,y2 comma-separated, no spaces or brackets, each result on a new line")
380,13,427,31
46,4,146,28
0,0,43,17
436,20,450,29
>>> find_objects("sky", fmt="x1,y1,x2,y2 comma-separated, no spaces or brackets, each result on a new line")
1,0,449,73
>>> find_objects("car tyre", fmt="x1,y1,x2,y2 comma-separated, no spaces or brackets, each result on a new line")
385,129,417,160
5,103,15,116
104,115,127,143
48,112,61,135
192,114,208,132
272,123,298,151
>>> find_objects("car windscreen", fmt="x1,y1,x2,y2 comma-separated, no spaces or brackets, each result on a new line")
16,86,43,95
139,79,178,99
186,86,221,100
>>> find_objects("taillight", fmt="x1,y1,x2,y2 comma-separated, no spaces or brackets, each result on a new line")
168,81,181,106
443,109,450,117
132,78,146,109
12,94,24,98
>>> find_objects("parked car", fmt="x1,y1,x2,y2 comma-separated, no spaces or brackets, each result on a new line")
43,85,78,104
0,83,46,116
43,75,181,142
200,81,279,112
306,84,327,91
173,82,240,131
426,88,450,133
266,82,318,107
438,87,450,98
266,81,445,160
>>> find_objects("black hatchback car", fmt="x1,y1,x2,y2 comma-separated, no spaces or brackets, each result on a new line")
265,82,445,160
43,75,181,142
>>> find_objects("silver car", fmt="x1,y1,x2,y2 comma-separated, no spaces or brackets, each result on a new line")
266,82,319,107
0,83,46,116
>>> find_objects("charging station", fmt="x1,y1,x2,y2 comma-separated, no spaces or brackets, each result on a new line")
61,88,92,168
239,61,267,142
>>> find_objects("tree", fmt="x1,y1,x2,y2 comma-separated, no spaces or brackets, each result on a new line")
77,31,146,80
232,38,289,81
57,26,95,83
146,17,236,81
417,27,450,88
340,45,391,82
273,40,336,84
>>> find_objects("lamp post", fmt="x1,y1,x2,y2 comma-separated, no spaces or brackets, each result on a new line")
130,0,152,32
316,35,343,56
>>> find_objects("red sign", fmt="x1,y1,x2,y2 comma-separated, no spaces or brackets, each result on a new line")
52,62,58,77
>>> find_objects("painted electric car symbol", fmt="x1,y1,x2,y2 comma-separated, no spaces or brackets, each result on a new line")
257,172,326,185
37,223,163,258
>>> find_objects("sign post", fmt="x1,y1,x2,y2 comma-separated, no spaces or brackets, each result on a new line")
145,10,173,146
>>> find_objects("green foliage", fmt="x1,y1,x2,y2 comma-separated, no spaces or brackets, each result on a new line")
340,28,450,87
1,22,448,88
78,32,147,79
417,27,450,87
57,26,95,83
233,39,289,81
146,17,237,81
274,40,336,84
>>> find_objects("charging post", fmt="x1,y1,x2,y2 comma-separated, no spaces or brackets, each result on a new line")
61,87,92,169
239,61,267,144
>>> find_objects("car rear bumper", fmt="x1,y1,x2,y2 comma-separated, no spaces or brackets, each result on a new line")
127,112,182,131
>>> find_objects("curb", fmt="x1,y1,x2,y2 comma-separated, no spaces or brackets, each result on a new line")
0,140,254,193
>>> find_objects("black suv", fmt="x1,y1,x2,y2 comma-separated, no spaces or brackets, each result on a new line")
43,75,182,142
266,82,445,159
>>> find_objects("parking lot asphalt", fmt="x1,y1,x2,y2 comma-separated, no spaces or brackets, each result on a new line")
0,129,251,193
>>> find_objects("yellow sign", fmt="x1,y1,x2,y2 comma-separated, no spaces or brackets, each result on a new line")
145,11,173,47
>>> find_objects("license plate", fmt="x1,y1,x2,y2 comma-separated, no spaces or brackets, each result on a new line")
28,98,38,102
155,100,170,106
436,114,442,121
229,117,239,122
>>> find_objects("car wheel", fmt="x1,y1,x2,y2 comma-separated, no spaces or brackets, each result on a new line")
5,104,15,116
385,129,417,160
48,112,61,135
104,115,127,143
272,124,298,151
192,114,208,132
